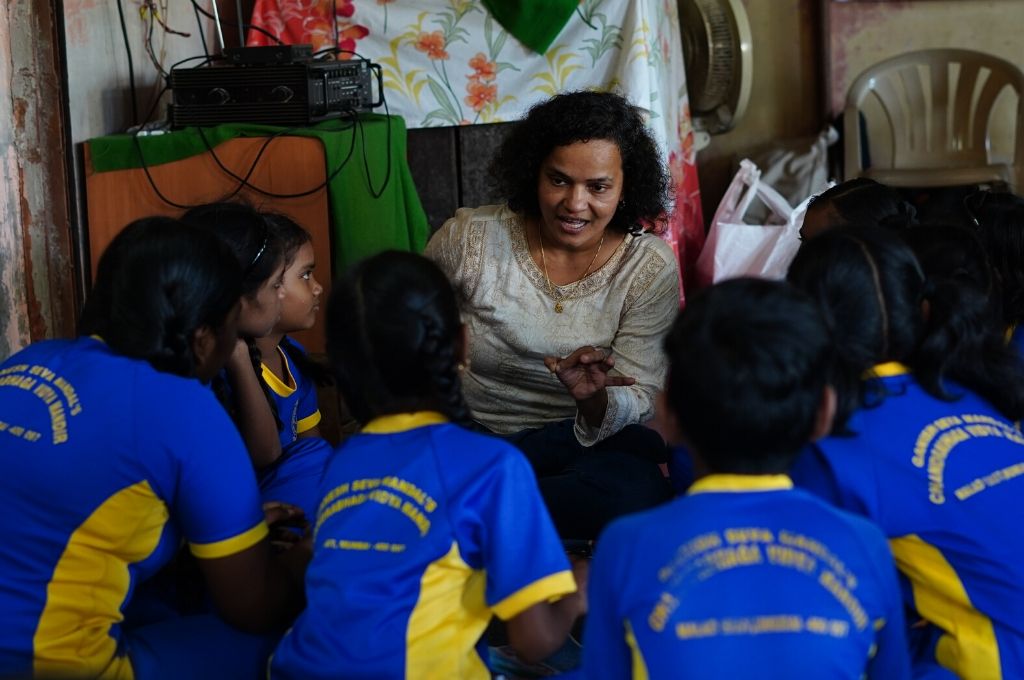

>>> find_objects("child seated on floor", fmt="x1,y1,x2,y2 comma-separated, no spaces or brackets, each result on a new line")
787,226,1024,678
581,278,910,679
269,251,586,679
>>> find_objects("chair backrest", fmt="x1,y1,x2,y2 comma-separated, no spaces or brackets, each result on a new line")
844,49,1024,183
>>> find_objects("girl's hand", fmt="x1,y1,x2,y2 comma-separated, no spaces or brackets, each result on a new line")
543,346,636,402
225,338,251,372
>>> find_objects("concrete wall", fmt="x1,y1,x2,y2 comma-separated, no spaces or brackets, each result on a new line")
826,0,1024,165
63,1,223,144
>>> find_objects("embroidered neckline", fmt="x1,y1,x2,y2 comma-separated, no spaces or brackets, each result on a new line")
508,212,632,304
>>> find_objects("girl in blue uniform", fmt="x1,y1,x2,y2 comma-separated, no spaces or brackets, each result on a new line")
252,212,334,520
182,202,288,472
787,226,1024,679
0,217,306,679
270,251,586,679
582,278,910,680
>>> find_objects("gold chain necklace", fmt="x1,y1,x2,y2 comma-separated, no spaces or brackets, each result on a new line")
538,227,605,313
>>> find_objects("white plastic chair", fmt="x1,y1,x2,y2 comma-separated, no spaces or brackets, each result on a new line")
844,49,1024,191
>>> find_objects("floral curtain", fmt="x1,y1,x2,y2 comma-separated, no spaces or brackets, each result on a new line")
249,0,704,296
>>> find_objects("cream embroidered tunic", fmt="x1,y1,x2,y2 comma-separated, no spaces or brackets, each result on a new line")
425,204,680,446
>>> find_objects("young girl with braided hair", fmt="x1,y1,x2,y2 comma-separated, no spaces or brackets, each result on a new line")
786,226,1024,679
250,212,334,521
270,251,587,679
182,202,288,471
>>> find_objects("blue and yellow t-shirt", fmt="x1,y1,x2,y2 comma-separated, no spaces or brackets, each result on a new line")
792,362,1024,679
583,474,910,680
261,339,321,447
270,412,577,680
0,337,267,679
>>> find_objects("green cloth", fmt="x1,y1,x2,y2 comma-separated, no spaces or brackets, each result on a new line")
481,0,578,54
87,115,429,273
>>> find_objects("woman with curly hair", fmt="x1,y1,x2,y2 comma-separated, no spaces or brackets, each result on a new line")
425,90,677,540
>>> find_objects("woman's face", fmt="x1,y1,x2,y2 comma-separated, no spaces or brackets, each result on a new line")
238,263,286,338
535,139,624,250
276,242,323,333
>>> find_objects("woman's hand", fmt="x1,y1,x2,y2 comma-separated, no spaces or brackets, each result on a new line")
544,346,636,401
544,346,636,428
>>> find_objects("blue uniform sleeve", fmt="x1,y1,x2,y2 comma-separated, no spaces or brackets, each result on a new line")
866,533,913,679
467,446,576,621
153,387,266,558
789,443,845,506
582,519,635,680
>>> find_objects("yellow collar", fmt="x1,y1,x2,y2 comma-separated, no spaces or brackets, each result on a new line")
362,411,449,434
261,347,296,397
867,361,910,379
688,474,793,495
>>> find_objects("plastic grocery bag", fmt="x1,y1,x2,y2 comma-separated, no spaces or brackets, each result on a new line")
695,159,807,287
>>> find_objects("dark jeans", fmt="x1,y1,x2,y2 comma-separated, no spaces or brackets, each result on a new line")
494,419,672,541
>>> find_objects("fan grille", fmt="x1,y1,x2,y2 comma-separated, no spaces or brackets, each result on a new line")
681,0,739,114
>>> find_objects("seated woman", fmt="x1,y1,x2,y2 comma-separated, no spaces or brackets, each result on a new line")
425,90,677,539
0,217,307,679
786,226,1024,679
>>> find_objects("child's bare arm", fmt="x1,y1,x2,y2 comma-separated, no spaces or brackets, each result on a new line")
506,558,588,663
225,339,282,469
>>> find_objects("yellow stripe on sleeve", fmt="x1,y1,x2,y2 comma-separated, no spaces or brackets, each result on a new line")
889,534,1001,678
491,570,577,621
625,620,650,680
189,521,269,559
296,410,322,433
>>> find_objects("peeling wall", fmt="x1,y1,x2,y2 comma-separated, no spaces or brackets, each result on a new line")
0,1,75,361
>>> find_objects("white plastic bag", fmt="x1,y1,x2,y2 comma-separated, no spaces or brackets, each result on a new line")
695,159,806,287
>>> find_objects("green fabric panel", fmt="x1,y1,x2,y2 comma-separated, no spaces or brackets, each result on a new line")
481,0,578,54
86,116,429,273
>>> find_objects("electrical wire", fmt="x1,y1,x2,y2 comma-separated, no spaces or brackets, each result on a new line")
192,1,210,60
189,0,285,45
194,117,360,199
115,0,140,126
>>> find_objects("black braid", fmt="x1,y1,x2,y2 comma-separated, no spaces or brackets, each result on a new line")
327,250,473,427
415,307,472,426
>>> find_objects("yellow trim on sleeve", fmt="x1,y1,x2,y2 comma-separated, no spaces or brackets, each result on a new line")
625,620,650,680
491,570,577,621
889,534,1001,678
1006,324,1017,346
260,347,296,397
362,411,449,434
687,474,793,495
189,521,268,559
296,410,322,433
868,362,911,378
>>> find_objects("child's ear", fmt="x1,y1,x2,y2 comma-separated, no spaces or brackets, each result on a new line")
191,325,217,378
810,385,837,441
652,389,683,445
